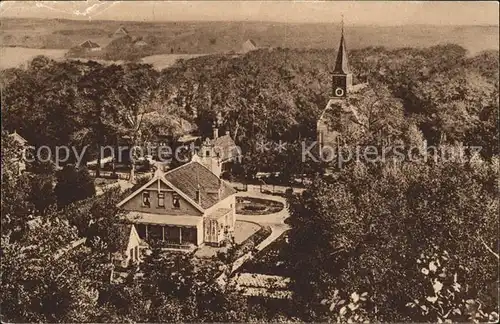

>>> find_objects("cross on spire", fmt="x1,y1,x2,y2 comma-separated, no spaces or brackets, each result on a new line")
341,14,344,36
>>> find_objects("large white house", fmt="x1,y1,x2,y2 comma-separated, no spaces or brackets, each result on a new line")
116,160,237,247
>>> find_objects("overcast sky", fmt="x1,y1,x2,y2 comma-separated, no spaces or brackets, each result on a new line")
0,1,498,26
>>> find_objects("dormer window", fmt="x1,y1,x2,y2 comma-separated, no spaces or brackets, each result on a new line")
172,193,180,209
142,192,150,208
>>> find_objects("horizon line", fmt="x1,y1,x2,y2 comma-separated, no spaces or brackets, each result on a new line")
1,16,499,27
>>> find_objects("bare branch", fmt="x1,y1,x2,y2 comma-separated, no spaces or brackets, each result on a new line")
479,236,499,260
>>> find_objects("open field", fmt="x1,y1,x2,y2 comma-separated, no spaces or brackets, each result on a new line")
1,19,497,70
1,18,498,56
0,46,207,70
0,47,67,70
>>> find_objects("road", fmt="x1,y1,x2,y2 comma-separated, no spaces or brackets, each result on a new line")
226,190,292,275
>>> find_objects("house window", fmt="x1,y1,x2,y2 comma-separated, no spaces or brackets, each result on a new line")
195,190,200,202
172,193,180,209
205,150,210,157
158,192,165,207
130,248,135,261
142,192,150,208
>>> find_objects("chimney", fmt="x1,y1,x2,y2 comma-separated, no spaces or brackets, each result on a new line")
195,189,201,204
225,130,230,136
218,178,222,200
213,127,219,139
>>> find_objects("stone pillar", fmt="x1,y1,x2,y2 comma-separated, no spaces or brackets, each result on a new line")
179,227,182,244
162,226,165,242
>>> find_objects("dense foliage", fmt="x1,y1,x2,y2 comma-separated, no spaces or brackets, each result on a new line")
1,43,498,322
287,158,499,322
2,45,498,179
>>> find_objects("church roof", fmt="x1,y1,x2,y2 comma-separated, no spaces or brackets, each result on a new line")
333,31,350,74
318,99,362,127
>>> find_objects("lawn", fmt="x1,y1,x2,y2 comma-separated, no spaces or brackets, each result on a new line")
233,221,261,244
236,197,284,215
238,232,291,276
194,221,261,258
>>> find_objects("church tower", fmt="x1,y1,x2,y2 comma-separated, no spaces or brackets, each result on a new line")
317,17,355,159
331,17,352,99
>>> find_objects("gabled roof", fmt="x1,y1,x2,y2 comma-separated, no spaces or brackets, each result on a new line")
8,131,28,145
207,134,240,162
79,40,101,48
113,26,129,37
164,161,237,209
117,168,204,212
116,161,237,211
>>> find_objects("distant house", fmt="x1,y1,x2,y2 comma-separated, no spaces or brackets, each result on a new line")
113,26,130,38
117,161,238,248
79,40,101,52
111,223,142,268
134,40,148,47
241,39,258,53
192,126,241,179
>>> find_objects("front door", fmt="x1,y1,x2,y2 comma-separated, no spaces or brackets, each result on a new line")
204,219,218,244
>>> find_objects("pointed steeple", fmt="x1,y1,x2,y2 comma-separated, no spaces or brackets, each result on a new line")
330,15,353,98
334,15,350,74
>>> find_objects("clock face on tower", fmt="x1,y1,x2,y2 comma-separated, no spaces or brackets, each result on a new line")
334,87,345,97
332,73,348,98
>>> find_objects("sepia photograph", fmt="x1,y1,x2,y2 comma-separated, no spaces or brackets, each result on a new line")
0,1,498,322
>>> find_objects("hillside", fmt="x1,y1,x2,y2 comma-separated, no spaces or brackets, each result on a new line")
1,18,498,56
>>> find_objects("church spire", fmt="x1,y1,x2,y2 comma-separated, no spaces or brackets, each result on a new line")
330,15,352,98
334,14,350,74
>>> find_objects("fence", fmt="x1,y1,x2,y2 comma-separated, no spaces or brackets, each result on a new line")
90,170,153,181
